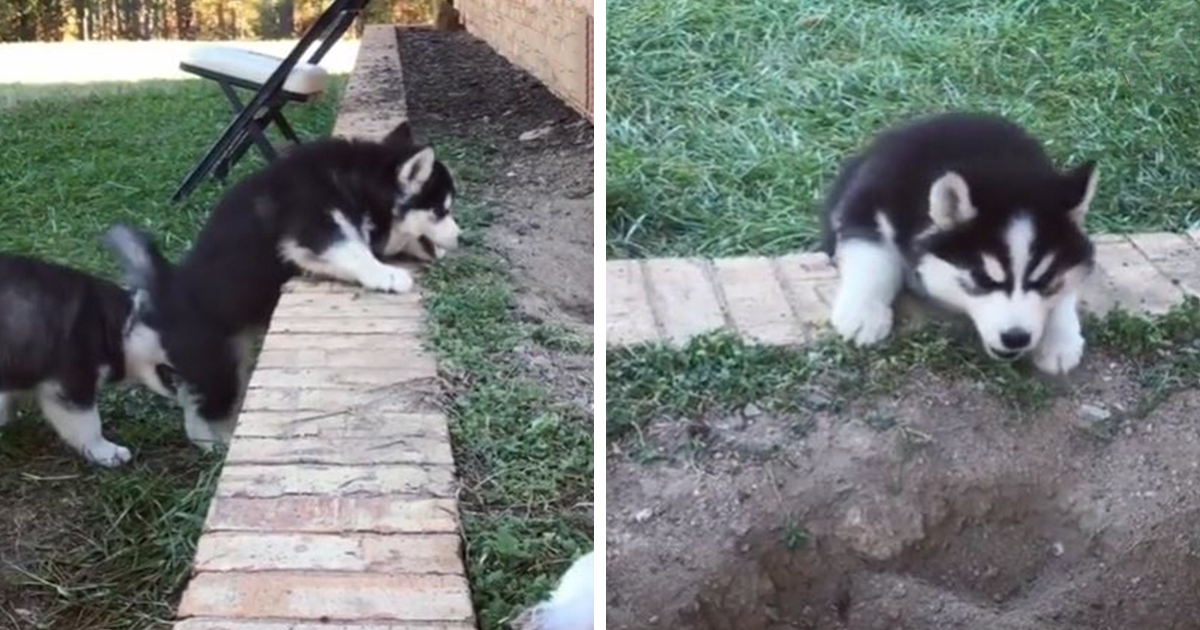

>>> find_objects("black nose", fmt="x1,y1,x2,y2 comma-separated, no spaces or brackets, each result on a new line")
1000,329,1032,350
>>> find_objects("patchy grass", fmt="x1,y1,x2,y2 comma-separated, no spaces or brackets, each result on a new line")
607,0,1200,258
607,300,1200,442
0,78,342,629
423,176,592,628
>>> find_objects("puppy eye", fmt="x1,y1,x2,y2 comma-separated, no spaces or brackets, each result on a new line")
968,270,1004,293
156,364,178,393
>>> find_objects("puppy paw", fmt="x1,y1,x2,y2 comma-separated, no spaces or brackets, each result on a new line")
832,301,894,346
1033,332,1084,375
84,440,133,467
362,265,414,293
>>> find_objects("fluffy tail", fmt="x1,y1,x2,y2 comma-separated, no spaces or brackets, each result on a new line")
514,552,594,630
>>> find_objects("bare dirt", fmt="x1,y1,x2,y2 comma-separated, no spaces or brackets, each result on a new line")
396,27,594,415
607,352,1200,630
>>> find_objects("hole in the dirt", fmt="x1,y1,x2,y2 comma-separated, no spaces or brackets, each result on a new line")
674,482,1200,630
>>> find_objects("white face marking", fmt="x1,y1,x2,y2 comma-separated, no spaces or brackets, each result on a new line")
383,209,461,257
179,384,234,452
123,318,175,398
915,216,1087,360
1030,253,1056,285
981,254,1006,284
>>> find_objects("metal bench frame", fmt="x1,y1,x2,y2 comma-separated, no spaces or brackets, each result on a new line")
172,0,372,201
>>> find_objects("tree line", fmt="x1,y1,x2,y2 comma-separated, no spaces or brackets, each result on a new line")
0,0,434,42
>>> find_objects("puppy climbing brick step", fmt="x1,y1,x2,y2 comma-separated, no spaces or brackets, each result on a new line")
171,24,476,630
606,231,1200,348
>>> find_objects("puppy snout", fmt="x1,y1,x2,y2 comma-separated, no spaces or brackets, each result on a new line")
999,328,1032,351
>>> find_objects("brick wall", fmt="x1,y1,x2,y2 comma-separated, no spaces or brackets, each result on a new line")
455,0,593,120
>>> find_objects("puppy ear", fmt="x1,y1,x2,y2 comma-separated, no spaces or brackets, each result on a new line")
398,147,436,191
383,121,415,150
928,171,977,229
1063,161,1098,228
103,224,170,291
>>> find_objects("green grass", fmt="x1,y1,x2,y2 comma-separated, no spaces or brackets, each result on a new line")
607,0,1200,258
423,198,593,628
607,299,1200,443
0,78,342,629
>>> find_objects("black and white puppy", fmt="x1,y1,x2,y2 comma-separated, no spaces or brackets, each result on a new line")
821,112,1097,374
105,121,458,449
0,254,175,466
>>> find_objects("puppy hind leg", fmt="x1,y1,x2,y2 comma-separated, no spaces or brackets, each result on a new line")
36,385,132,467
830,238,905,346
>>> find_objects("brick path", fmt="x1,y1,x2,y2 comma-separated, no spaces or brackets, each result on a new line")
173,26,475,630
607,230,1200,348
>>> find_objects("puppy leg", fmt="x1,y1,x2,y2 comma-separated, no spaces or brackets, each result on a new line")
36,385,131,467
284,212,413,293
1033,292,1084,375
830,238,905,346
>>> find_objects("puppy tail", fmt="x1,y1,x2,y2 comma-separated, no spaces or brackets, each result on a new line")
513,552,594,630
103,223,171,291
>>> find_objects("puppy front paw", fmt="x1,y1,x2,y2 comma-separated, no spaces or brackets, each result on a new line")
84,440,133,467
362,265,414,293
1033,331,1084,375
832,301,894,346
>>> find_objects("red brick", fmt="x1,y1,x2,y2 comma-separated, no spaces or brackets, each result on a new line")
248,367,434,389
267,318,424,335
225,436,454,466
233,410,446,440
176,620,475,630
643,258,728,345
712,257,805,345
214,464,456,498
204,496,459,534
194,532,462,574
177,572,473,621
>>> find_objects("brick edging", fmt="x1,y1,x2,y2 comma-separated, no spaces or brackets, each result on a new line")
172,26,476,629
607,230,1200,348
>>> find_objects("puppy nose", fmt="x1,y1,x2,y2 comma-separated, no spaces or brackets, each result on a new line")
999,328,1032,350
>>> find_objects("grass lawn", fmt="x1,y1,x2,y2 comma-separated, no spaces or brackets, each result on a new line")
0,78,341,629
421,143,594,630
608,300,1200,444
607,0,1200,259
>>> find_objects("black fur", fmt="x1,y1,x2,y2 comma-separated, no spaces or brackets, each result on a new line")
109,122,454,430
821,112,1095,277
0,254,131,408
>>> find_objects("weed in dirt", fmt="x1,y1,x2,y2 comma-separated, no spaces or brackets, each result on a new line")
608,0,1200,258
424,219,592,630
781,517,811,551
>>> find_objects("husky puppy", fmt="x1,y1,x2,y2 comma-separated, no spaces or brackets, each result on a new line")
0,254,176,466
514,551,594,630
105,121,459,450
821,113,1097,374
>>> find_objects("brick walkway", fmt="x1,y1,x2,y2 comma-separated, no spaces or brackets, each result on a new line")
173,26,475,630
607,231,1200,348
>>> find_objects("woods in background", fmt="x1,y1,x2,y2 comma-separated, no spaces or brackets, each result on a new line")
0,0,435,41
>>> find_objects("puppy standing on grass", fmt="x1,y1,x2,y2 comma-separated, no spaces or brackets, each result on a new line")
105,121,460,450
821,112,1098,374
0,254,177,466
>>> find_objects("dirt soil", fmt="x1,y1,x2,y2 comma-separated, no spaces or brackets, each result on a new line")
396,27,594,416
607,352,1200,630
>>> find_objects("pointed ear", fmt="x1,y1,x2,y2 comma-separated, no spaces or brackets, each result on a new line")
383,122,415,150
398,147,436,191
103,224,169,291
1063,161,1097,227
928,171,977,230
